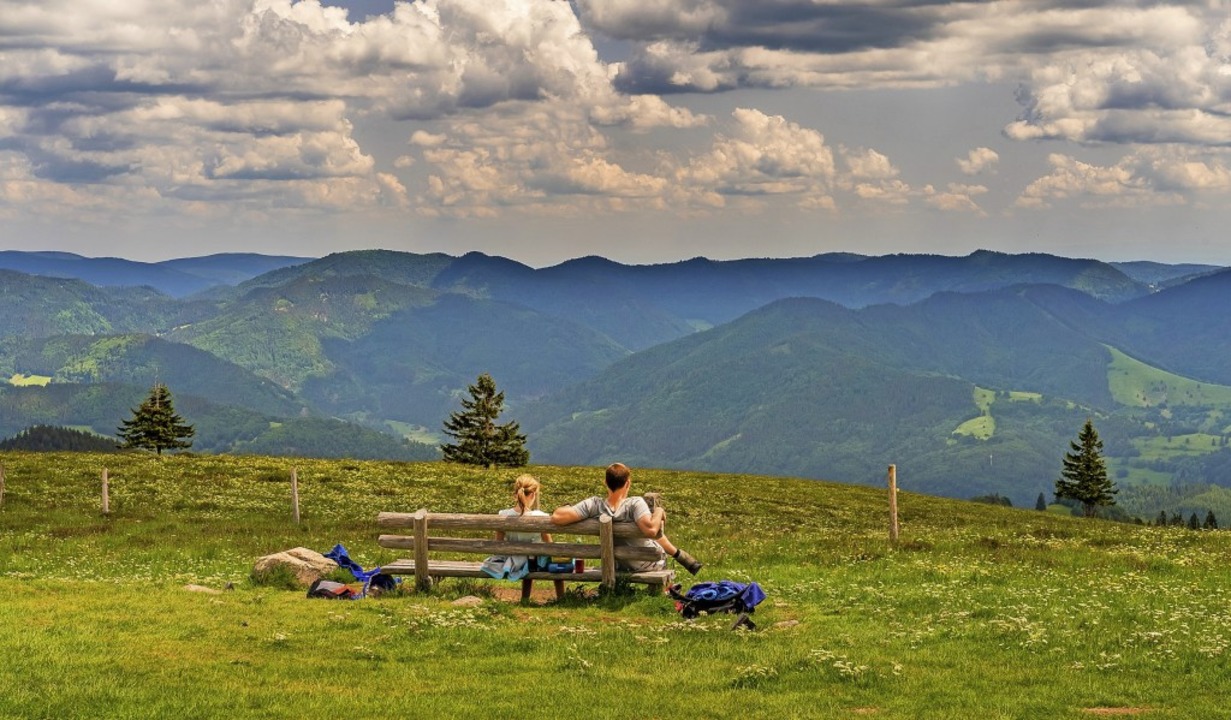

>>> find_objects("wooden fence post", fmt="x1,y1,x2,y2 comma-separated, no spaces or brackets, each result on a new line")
599,515,616,591
413,508,431,592
291,468,301,524
101,467,110,516
888,464,899,544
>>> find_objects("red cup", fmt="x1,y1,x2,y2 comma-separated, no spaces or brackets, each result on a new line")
574,558,584,573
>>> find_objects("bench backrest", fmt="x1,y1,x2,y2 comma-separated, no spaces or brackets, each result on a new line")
376,508,655,588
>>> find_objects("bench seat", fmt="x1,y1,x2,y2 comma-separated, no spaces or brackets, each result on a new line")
381,559,674,587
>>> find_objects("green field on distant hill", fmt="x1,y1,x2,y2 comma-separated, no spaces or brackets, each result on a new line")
1107,346,1231,409
1,453,1228,718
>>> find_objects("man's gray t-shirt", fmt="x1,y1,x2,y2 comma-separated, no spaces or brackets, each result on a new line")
569,496,665,570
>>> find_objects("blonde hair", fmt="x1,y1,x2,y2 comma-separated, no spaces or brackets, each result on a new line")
512,474,540,513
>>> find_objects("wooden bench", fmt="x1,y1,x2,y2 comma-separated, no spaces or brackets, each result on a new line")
376,508,675,594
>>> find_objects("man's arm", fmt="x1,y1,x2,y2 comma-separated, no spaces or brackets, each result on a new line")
636,506,665,538
551,505,584,525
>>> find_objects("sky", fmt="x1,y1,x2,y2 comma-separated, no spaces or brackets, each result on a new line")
1,0,1230,267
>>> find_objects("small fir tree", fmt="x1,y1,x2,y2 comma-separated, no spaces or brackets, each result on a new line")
1035,492,1047,511
1188,512,1200,530
440,373,528,467
117,383,195,455
1054,419,1117,518
1156,510,1168,527
1204,510,1218,530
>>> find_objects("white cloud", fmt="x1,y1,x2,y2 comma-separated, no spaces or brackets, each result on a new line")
1015,153,1184,209
676,108,836,202
924,183,988,215
958,148,999,176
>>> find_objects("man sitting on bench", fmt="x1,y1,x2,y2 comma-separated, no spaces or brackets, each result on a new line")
550,462,702,576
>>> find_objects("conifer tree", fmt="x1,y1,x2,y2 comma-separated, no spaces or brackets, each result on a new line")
1156,510,1168,527
1035,492,1047,511
1204,510,1218,530
440,373,528,467
1188,512,1200,530
1055,419,1117,518
117,383,195,455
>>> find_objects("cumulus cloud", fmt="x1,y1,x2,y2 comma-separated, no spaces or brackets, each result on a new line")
958,148,999,176
2,0,1229,235
674,108,837,205
1015,152,1187,209
600,1,1231,155
0,0,702,224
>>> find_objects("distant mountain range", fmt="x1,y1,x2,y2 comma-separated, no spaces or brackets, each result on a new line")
0,246,1228,505
0,251,310,297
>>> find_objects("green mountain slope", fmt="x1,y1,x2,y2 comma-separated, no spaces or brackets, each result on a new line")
0,270,174,338
0,383,436,460
303,293,629,426
521,289,1231,506
0,334,304,417
167,273,439,390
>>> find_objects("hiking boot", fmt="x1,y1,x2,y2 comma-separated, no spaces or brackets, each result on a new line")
674,549,703,576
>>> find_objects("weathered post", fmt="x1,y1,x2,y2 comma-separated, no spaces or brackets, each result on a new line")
888,464,899,544
101,467,110,516
413,508,431,592
599,514,616,590
291,467,301,524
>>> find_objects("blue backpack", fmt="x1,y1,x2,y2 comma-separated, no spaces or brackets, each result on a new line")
670,580,766,629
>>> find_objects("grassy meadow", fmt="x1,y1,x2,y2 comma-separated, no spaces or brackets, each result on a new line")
1,452,1230,719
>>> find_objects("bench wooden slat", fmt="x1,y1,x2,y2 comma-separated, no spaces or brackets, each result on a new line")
381,559,674,586
377,511,647,539
377,534,663,562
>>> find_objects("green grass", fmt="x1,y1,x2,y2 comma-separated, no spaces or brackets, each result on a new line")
1107,346,1231,409
8,373,51,386
953,415,994,440
1,452,1230,718
955,387,1045,440
1133,433,1225,461
385,420,441,444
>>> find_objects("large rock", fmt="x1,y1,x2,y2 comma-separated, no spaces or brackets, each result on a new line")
253,547,338,586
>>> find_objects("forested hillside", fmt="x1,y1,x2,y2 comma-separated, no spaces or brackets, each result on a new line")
2,248,1230,508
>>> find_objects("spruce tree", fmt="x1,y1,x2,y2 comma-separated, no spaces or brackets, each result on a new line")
1156,510,1168,527
1055,419,1117,518
1204,510,1218,530
117,383,195,455
440,373,528,467
1188,512,1200,530
1035,492,1047,511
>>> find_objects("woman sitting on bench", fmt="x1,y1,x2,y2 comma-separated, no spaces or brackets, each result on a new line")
481,474,566,602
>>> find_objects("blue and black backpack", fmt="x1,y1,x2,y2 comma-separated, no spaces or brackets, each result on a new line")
670,580,766,629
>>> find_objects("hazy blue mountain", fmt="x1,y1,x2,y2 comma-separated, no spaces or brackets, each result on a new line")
236,249,454,293
1111,260,1223,287
1110,268,1231,385
426,249,1149,351
431,252,699,350
157,253,311,287
0,251,310,297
